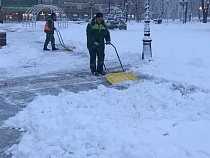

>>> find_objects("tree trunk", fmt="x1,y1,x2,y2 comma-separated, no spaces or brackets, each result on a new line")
203,11,208,23
202,0,209,23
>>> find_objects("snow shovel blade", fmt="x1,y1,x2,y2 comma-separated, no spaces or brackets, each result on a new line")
64,46,73,51
105,72,138,84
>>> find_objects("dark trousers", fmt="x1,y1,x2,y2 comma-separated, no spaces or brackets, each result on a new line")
88,47,105,73
44,33,55,48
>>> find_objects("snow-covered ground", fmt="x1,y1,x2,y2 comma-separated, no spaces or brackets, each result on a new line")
1,19,210,158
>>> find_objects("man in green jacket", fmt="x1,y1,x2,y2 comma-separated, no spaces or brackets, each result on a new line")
86,12,111,76
43,12,58,51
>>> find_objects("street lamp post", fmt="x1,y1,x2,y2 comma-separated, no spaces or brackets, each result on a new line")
125,0,133,22
179,0,188,23
89,0,94,20
167,0,170,23
188,0,192,21
198,6,202,22
142,0,152,60
203,0,210,23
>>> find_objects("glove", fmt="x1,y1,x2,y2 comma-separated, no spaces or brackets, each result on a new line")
93,42,99,47
106,41,111,45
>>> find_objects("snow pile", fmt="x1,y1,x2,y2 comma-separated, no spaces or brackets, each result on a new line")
4,81,210,158
1,20,210,157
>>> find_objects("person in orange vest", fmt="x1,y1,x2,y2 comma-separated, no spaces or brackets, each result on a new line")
43,12,58,51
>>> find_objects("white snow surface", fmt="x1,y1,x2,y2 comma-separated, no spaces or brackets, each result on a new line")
1,20,210,158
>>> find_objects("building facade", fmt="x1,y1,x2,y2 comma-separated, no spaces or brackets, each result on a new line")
59,0,105,20
0,0,108,22
0,0,143,22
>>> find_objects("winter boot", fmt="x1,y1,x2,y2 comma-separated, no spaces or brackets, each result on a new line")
92,72,99,76
98,71,106,75
43,45,50,51
52,44,58,51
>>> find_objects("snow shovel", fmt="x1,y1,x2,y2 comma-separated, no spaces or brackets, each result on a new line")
105,43,138,84
55,29,73,51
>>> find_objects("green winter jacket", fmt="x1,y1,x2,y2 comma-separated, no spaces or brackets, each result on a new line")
86,18,111,50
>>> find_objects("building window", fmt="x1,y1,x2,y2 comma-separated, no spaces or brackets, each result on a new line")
82,3,89,9
71,4,77,9
78,4,82,10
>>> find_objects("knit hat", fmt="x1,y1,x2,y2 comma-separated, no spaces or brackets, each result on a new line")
95,12,103,18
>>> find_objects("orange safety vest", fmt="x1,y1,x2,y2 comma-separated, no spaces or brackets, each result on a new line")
44,18,54,31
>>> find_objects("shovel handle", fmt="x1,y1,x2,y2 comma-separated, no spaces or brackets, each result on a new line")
55,29,65,47
107,43,125,72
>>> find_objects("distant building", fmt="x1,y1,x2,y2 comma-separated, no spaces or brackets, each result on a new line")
0,0,143,22
1,0,37,22
58,0,105,20
0,0,106,22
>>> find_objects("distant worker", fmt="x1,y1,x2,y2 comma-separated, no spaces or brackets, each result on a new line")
86,12,111,76
43,12,58,51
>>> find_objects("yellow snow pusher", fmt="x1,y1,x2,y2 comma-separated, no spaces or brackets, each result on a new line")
55,29,73,51
104,43,138,84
